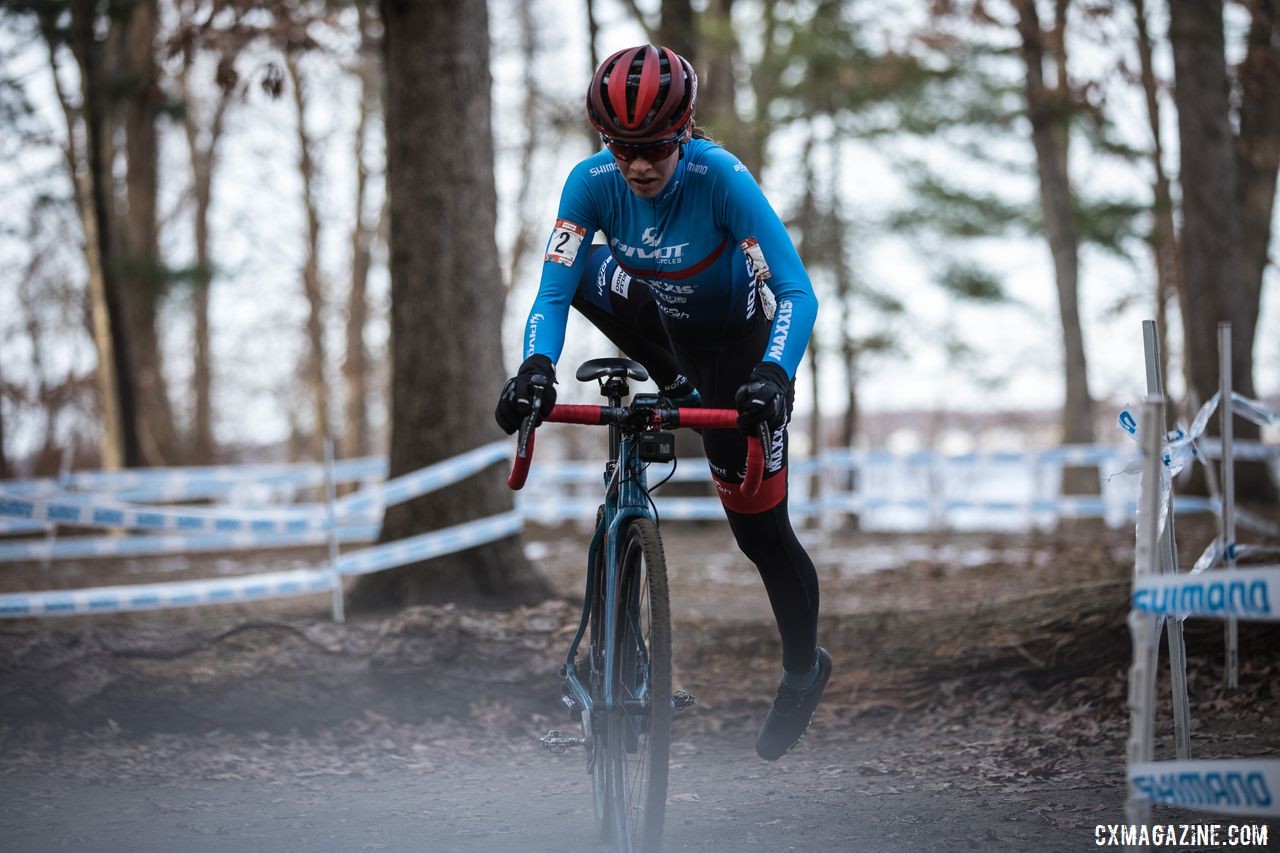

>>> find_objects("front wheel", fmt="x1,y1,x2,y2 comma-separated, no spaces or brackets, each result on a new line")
606,518,672,853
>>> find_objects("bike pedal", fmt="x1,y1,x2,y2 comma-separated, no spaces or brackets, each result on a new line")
672,689,696,711
540,729,584,754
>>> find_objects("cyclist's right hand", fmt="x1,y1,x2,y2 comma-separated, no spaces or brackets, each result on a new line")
495,354,558,434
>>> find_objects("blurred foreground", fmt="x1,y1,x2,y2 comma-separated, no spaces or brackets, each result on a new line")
0,523,1276,851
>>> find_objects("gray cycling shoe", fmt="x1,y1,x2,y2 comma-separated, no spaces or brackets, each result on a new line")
755,647,832,761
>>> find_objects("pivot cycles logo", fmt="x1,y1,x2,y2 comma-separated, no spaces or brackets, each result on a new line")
642,227,662,247
609,236,690,263
525,313,544,357
1133,577,1272,619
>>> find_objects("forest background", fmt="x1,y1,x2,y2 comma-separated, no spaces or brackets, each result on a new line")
0,0,1277,579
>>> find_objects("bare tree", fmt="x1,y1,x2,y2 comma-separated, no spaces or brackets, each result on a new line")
659,0,696,62
348,0,550,609
1012,0,1094,495
175,12,233,464
285,52,331,459
44,1,145,469
341,3,381,460
121,0,180,464
1131,0,1181,392
1168,0,1277,502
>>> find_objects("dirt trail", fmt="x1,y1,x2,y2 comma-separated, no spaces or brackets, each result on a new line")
0,524,1277,851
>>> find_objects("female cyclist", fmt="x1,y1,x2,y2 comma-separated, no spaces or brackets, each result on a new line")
495,44,830,761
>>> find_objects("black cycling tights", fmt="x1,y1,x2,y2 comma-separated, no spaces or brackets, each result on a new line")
725,497,820,675
570,245,820,676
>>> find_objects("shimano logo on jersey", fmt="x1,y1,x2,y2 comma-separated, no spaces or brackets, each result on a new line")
766,300,793,361
1133,578,1272,619
525,313,544,357
589,163,618,177
642,227,662,247
686,163,708,175
609,236,691,262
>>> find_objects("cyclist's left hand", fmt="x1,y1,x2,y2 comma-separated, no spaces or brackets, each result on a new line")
734,362,790,431
495,354,557,434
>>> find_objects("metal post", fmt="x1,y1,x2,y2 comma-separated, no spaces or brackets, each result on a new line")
1125,398,1163,840
324,436,345,624
42,444,76,571
1140,320,1191,759
1219,323,1238,689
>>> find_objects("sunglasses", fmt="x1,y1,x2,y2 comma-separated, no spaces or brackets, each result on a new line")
601,129,686,163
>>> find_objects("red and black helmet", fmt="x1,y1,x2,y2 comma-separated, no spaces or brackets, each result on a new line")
586,45,697,143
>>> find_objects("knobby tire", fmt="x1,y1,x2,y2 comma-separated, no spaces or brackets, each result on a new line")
607,518,672,853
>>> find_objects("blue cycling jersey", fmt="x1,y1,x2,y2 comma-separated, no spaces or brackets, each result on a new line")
523,138,818,378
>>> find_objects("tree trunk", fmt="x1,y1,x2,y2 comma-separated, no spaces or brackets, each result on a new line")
1013,0,1095,497
121,0,178,465
699,0,746,152
1236,0,1280,302
287,54,331,459
741,0,781,178
1169,0,1278,502
65,0,144,469
343,7,380,460
0,361,8,479
659,0,697,64
1132,0,1181,401
349,0,550,611
180,50,230,464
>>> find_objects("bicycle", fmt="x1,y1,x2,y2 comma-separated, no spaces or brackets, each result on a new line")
507,356,766,853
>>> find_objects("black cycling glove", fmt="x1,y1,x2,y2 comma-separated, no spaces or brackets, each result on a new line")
495,354,557,435
734,361,790,431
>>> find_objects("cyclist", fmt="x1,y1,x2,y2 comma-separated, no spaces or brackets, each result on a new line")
495,44,830,761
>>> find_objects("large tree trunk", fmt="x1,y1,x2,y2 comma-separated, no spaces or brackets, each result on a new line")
121,0,178,465
1013,0,1095,497
1236,0,1280,302
659,0,697,64
699,0,746,151
64,0,145,469
1169,0,1278,503
349,0,549,611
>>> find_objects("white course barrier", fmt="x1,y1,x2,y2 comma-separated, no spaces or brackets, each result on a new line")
1131,320,1280,829
0,512,521,618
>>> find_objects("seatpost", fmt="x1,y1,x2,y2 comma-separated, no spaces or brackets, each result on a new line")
602,375,629,464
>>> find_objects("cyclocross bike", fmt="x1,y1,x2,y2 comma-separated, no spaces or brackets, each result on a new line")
507,357,766,853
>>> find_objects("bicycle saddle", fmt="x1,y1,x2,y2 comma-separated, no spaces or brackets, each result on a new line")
575,357,649,383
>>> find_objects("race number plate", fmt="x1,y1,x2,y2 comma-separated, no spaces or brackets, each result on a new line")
545,219,587,267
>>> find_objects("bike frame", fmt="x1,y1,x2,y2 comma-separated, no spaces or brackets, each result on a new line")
562,421,654,727
507,361,765,759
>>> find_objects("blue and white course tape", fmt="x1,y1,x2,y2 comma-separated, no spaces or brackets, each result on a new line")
0,511,523,618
